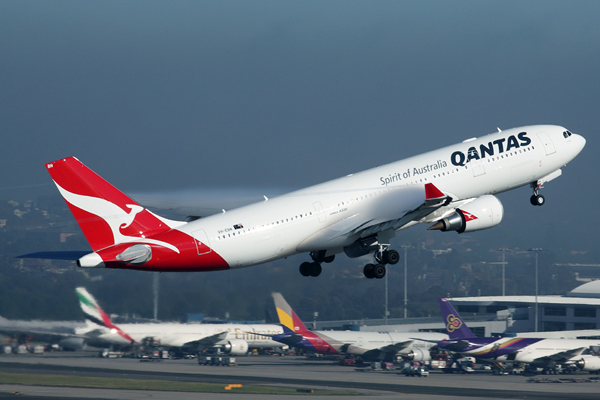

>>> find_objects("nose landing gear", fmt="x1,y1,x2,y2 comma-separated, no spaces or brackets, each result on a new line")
530,181,545,206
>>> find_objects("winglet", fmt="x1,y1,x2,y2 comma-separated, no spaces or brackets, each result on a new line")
272,293,310,334
425,183,445,200
438,298,476,340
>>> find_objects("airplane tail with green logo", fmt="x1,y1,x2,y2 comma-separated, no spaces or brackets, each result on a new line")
76,287,136,343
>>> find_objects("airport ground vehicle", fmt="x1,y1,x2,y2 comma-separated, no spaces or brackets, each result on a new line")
405,365,429,377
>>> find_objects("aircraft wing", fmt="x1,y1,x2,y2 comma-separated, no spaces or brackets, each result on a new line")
342,340,414,360
298,183,453,249
531,347,587,364
181,331,228,350
0,316,85,340
357,183,453,238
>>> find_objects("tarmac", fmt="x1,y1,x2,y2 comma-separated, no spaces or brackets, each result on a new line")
1,351,599,400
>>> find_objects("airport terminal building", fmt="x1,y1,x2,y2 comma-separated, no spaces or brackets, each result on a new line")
317,281,600,338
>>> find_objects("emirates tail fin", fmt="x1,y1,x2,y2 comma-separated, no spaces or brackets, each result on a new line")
76,287,136,343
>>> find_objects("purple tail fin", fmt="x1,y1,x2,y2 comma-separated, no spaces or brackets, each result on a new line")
438,298,476,340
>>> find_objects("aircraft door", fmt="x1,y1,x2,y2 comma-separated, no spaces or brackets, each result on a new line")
313,202,326,223
470,159,486,177
192,229,212,255
536,131,556,155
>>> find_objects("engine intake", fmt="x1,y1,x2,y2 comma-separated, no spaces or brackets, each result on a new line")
576,355,600,372
401,348,431,362
222,339,249,355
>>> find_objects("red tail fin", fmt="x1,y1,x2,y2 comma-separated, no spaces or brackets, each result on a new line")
46,157,180,251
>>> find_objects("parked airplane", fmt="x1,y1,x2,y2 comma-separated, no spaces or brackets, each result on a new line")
433,298,600,373
76,287,285,355
0,288,285,354
0,314,90,351
267,292,446,362
22,125,585,278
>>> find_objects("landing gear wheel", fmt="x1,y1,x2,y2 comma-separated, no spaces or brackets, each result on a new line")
373,264,386,279
530,194,545,206
364,264,376,279
299,262,312,277
383,250,400,265
309,263,322,277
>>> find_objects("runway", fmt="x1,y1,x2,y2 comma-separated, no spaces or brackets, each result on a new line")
1,352,598,400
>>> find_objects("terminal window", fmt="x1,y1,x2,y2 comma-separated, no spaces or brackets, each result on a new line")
544,307,566,316
544,321,566,331
458,305,479,313
574,308,597,318
574,322,596,330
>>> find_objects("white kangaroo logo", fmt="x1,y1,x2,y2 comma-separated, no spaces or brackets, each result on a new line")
54,183,180,253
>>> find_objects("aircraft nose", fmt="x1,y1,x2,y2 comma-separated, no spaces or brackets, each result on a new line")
574,133,586,154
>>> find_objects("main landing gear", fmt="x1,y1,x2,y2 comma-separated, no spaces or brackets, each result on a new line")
530,181,545,206
299,251,335,277
363,248,400,279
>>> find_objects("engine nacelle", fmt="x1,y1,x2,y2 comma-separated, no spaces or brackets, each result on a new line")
575,355,600,372
401,348,431,362
429,195,503,234
222,339,249,355
58,337,86,351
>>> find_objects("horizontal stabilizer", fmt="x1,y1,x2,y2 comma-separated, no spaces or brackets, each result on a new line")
17,251,91,260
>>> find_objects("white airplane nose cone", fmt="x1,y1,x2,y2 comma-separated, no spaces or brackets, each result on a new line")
574,134,586,155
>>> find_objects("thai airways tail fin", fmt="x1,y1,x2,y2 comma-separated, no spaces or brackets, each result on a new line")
46,157,182,252
272,293,311,334
438,298,476,340
76,287,136,343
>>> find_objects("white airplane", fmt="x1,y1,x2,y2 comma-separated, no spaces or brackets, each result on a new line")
269,292,446,362
0,288,285,354
75,287,285,355
434,298,600,373
22,125,585,278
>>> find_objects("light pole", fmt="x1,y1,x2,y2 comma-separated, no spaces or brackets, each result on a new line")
401,245,410,319
384,269,388,325
496,248,511,296
529,248,542,332
153,272,159,321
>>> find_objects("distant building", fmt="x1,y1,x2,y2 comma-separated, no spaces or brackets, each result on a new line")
316,281,600,338
447,280,600,335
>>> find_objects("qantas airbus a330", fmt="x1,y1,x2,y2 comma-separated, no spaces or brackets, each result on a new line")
23,125,585,278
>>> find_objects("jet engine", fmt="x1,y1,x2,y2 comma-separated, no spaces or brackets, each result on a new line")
428,195,503,234
401,348,431,362
222,339,249,355
58,337,86,351
575,355,600,372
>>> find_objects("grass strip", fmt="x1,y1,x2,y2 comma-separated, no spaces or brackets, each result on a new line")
0,372,357,395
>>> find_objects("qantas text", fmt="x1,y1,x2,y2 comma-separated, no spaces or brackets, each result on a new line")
379,132,531,186
451,132,531,166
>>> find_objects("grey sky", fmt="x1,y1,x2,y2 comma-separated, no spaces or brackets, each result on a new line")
1,1,598,251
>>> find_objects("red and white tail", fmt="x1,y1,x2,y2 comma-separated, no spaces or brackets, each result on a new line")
46,157,183,252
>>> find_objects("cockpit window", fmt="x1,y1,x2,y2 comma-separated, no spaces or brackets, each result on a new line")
563,130,572,138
